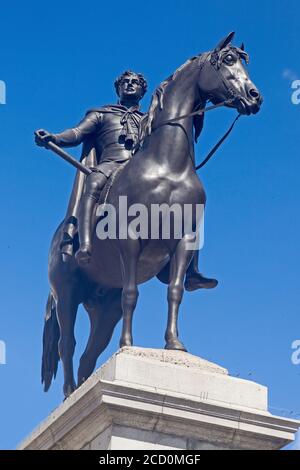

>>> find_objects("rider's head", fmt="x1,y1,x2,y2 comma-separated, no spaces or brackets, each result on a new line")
115,71,147,105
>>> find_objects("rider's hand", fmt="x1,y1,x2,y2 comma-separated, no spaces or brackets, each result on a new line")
34,129,56,147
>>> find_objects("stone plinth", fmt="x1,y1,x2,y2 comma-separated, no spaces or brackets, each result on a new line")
19,347,299,450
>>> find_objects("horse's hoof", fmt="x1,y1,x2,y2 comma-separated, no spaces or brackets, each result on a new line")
75,246,91,266
165,339,187,352
77,376,87,388
119,337,133,348
63,382,76,399
184,273,218,291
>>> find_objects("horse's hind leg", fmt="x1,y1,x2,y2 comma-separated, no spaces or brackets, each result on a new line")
77,288,122,387
165,234,195,351
55,286,79,398
119,239,141,348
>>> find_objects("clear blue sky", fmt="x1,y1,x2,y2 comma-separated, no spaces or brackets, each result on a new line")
0,0,299,450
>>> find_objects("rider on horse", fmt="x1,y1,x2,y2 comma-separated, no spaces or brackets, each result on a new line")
35,70,217,291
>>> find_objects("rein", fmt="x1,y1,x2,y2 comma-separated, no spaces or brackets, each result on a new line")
153,98,234,127
195,113,241,170
151,98,241,171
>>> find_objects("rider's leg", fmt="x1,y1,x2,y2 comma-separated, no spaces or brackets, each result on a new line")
75,171,107,265
184,250,218,291
60,167,87,261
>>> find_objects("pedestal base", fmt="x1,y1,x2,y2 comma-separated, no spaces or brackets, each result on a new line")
19,347,299,450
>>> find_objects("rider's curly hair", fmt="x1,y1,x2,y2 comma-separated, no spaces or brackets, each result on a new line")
114,70,148,98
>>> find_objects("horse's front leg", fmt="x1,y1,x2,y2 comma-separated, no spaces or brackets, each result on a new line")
165,234,195,351
119,238,141,348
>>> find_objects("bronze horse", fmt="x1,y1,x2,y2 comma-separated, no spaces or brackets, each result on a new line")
41,32,262,398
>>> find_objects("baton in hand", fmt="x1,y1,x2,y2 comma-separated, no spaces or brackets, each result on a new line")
35,133,92,176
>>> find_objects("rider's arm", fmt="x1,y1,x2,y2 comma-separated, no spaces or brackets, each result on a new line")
54,112,102,147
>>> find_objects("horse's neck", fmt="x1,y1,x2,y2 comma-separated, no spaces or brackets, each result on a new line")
148,67,202,173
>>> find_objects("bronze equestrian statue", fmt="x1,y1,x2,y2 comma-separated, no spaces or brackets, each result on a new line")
35,32,262,398
36,70,216,290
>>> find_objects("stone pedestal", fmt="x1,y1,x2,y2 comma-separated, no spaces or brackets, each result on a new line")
19,347,299,450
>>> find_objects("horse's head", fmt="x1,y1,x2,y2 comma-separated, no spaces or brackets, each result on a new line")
199,32,262,115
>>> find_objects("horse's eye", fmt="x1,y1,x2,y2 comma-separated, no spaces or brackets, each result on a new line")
224,54,236,65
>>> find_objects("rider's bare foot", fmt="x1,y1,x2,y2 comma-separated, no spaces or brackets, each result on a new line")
75,245,92,266
184,272,218,291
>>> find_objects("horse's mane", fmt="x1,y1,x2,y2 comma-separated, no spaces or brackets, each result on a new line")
137,53,208,148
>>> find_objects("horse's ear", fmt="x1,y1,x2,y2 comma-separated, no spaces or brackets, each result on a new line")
240,42,245,51
214,31,235,51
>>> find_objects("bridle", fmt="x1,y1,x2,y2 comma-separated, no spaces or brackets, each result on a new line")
147,51,243,171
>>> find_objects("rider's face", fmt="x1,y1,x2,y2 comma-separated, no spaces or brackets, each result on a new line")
118,75,143,103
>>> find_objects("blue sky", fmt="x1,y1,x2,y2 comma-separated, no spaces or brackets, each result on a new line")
0,0,300,450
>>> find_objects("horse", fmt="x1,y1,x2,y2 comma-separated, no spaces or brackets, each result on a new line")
41,32,262,398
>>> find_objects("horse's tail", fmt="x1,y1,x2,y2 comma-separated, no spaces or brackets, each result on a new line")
41,292,60,392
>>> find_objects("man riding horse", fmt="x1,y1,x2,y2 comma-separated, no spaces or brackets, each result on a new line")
35,70,217,291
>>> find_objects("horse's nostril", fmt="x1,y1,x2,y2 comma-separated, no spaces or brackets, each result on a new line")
249,88,260,100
